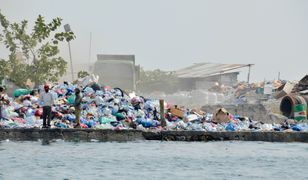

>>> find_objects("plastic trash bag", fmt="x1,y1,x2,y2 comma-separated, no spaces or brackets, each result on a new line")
225,122,238,131
13,89,31,98
99,117,117,124
68,94,76,105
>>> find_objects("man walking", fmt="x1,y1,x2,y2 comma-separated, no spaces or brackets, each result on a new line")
40,85,54,128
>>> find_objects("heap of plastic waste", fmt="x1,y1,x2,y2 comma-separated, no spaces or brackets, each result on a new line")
0,76,307,132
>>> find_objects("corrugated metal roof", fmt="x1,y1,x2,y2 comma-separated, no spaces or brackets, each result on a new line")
175,63,251,78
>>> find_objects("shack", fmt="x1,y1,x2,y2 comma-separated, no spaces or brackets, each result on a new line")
175,63,252,91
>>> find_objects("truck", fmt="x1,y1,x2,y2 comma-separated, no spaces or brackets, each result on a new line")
93,54,139,91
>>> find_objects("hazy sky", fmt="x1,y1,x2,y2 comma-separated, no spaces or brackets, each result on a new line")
0,0,307,82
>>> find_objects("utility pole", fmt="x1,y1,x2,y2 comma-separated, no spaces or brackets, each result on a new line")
247,64,252,83
88,32,92,71
64,24,74,81
219,71,222,85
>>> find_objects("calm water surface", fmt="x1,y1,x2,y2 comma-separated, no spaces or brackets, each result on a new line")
0,140,307,180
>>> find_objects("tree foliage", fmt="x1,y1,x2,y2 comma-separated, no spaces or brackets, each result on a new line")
138,68,177,82
137,68,179,93
0,11,75,88
77,70,90,78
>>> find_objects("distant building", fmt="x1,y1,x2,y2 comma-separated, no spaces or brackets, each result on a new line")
175,63,251,91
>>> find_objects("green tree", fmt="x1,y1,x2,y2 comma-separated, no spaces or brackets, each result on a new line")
0,11,75,88
77,70,90,78
137,68,179,93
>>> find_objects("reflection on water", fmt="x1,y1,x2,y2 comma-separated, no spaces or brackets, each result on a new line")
41,138,50,146
0,141,308,180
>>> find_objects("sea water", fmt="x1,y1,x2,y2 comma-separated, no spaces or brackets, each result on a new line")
0,141,307,180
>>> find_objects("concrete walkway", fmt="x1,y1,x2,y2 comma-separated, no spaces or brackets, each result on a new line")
0,129,307,142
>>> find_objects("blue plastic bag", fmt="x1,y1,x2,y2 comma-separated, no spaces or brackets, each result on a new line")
225,122,238,131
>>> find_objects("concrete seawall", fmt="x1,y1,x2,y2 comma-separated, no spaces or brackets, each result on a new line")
0,129,308,142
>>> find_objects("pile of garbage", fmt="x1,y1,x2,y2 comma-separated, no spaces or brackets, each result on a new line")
292,75,308,93
276,75,308,122
0,75,307,132
143,80,293,108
